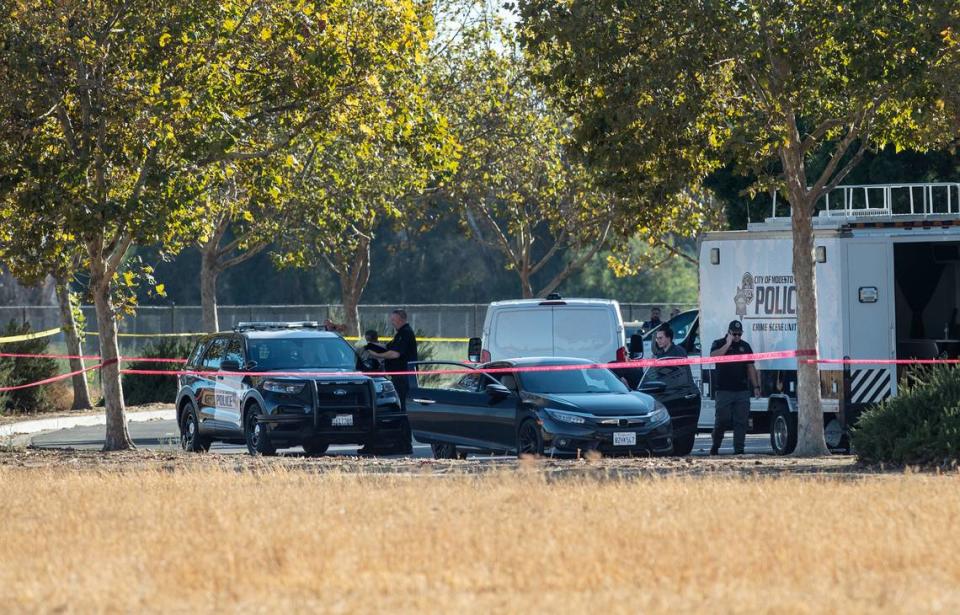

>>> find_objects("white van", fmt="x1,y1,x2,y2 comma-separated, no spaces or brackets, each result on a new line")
468,295,629,365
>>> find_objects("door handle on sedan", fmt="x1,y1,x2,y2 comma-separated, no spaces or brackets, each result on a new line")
684,393,699,399
412,398,436,405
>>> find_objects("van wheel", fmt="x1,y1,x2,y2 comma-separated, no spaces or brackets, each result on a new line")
302,438,329,456
517,420,544,457
770,408,797,455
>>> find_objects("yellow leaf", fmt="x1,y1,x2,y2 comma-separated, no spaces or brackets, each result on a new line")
223,18,237,32
260,27,272,41
155,284,165,295
159,32,172,48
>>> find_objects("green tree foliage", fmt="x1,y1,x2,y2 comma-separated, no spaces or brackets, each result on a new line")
519,0,960,455
0,0,420,449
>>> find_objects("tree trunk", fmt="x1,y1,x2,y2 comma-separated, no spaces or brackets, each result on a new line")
55,276,92,410
789,196,830,456
336,238,372,337
90,262,134,451
519,267,534,298
340,278,361,337
200,246,220,333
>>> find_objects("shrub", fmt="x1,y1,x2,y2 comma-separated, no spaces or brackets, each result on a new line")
0,320,60,413
852,364,960,466
122,337,198,406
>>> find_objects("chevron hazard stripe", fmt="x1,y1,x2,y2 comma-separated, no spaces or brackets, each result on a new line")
850,368,892,404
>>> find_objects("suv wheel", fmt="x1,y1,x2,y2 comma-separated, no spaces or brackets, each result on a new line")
245,402,276,456
180,402,210,453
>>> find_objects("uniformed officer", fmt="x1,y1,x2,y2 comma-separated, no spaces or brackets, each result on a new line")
367,308,418,411
709,320,761,455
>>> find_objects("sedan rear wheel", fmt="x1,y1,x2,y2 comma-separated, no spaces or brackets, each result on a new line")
516,420,544,457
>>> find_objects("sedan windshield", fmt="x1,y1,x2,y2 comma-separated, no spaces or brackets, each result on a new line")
247,338,356,370
519,366,629,394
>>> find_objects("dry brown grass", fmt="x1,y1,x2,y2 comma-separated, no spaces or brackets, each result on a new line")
1,462,959,613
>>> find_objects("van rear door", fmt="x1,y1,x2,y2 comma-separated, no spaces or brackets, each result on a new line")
490,308,553,359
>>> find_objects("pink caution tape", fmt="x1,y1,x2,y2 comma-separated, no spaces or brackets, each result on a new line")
0,363,104,392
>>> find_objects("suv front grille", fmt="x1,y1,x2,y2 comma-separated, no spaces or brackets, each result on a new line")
314,382,373,431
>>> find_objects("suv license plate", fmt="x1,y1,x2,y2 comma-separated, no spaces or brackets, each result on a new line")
613,432,637,446
332,414,354,427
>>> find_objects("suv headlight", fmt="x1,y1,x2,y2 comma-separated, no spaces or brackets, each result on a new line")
375,380,396,397
545,409,587,424
649,401,670,423
262,380,305,394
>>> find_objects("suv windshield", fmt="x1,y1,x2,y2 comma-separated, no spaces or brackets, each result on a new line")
519,367,629,394
247,337,357,370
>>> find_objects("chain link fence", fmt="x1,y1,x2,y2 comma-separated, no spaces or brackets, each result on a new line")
0,302,696,353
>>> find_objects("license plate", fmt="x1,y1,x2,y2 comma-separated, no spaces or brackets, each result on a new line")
613,431,637,446
332,414,354,427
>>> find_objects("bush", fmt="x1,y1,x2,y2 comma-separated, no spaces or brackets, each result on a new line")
122,337,198,406
0,320,60,413
852,364,960,466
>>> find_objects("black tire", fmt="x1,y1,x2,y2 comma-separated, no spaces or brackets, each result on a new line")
244,402,276,456
431,442,463,459
180,402,211,453
670,430,696,456
302,438,329,456
516,419,544,457
770,408,798,456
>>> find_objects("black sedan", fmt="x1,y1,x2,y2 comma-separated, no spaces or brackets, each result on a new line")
407,357,673,458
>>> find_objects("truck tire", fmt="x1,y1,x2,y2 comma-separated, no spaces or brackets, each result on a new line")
770,408,797,455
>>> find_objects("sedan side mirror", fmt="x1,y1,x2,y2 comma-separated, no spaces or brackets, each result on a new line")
220,359,241,372
638,380,667,395
468,337,482,362
485,383,511,398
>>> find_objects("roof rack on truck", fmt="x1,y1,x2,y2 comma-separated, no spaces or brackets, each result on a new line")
755,182,960,231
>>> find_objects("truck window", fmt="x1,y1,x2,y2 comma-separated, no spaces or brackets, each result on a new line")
492,309,553,358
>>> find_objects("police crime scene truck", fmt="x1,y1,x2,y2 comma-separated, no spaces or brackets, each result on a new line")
697,182,960,454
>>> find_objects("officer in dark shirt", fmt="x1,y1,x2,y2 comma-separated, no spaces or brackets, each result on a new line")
709,320,760,455
367,308,418,411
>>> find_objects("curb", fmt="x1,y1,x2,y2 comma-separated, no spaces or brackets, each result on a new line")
0,409,176,448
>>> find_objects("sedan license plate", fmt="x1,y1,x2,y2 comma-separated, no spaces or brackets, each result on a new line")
613,431,637,446
332,414,354,427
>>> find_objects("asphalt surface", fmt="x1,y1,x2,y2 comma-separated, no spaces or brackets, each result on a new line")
31,419,775,457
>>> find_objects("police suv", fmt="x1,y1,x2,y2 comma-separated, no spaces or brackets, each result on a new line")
175,322,410,456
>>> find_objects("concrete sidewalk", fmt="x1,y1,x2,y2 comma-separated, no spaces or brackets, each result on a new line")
0,409,176,448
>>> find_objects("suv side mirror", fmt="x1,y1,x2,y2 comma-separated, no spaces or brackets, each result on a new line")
629,334,644,358
638,380,667,395
468,337,482,362
220,359,241,372
485,383,510,398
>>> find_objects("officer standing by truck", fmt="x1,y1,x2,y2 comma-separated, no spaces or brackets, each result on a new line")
709,320,761,455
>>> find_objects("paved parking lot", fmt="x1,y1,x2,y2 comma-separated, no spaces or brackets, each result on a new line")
32,419,775,457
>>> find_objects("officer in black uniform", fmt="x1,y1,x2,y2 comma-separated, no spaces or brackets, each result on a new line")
709,320,761,455
368,308,418,411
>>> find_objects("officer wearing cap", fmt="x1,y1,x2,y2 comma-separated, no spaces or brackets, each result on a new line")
709,320,761,455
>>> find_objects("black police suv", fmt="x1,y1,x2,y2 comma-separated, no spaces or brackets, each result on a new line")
175,322,411,456
407,357,673,458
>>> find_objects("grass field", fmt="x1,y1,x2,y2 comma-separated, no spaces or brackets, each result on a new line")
1,458,959,613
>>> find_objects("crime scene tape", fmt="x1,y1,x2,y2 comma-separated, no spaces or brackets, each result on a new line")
0,362,103,393
0,327,63,344
120,349,818,378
